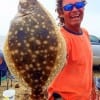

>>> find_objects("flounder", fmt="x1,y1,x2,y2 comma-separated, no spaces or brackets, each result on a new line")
3,0,66,99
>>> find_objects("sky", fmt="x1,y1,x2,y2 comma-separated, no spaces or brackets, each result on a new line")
0,0,100,37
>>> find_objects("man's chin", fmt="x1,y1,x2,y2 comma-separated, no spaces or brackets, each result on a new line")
71,22,81,27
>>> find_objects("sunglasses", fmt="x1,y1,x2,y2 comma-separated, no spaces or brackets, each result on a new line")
63,1,87,11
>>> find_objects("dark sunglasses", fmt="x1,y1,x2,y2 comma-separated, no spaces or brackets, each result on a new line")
63,1,87,11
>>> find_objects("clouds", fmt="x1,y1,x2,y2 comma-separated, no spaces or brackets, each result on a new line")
82,0,100,37
0,0,100,37
82,13,100,37
0,0,19,36
39,0,100,37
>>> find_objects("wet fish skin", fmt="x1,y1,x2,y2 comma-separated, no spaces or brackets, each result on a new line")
3,0,66,99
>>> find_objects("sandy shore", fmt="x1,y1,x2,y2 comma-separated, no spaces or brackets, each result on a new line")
0,77,31,100
0,73,100,100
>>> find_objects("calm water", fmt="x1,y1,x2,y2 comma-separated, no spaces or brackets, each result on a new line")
94,66,100,78
0,36,5,50
0,36,100,77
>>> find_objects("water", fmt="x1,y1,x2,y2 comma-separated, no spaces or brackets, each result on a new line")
94,66,100,77
1,35,100,89
0,36,6,50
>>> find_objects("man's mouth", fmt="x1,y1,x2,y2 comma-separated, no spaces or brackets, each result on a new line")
71,14,80,18
70,12,80,19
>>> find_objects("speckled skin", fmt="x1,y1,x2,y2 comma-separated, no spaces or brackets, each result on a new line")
3,0,66,99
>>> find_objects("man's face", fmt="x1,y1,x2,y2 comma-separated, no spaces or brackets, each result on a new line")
62,0,85,27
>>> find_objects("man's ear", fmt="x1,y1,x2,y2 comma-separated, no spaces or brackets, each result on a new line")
58,9,64,18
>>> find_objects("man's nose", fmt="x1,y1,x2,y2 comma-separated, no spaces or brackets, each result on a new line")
72,6,78,11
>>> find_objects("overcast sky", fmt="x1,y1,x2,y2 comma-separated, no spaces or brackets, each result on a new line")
0,0,100,37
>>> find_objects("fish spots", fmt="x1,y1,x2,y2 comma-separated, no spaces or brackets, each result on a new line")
4,0,66,99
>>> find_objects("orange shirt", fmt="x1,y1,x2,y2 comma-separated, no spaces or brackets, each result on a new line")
48,27,93,100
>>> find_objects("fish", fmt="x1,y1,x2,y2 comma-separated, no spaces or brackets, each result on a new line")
3,0,66,99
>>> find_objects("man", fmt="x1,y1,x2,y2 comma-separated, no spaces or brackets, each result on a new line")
48,0,96,99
